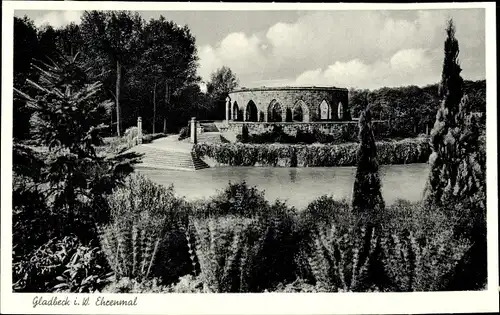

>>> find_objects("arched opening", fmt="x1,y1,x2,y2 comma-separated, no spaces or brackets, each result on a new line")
245,100,258,122
292,100,310,122
337,102,344,120
319,100,331,120
293,106,303,121
232,102,243,121
268,100,284,122
285,108,293,122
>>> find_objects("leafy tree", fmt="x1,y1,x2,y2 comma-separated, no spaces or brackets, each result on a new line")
54,22,84,57
206,66,239,119
132,16,200,133
80,10,144,136
37,24,59,64
14,16,39,140
14,16,39,88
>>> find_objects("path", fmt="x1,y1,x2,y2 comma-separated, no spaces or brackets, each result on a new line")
127,121,232,171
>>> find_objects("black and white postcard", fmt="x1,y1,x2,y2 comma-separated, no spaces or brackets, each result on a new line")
1,1,498,314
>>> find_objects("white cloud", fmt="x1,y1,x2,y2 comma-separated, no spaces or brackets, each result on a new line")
294,48,441,89
198,32,267,83
197,9,485,89
34,11,83,29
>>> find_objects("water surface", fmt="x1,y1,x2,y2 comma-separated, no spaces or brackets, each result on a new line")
137,164,429,209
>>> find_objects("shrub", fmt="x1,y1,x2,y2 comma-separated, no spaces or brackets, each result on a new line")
307,223,381,292
142,133,166,144
99,174,191,285
299,196,353,235
241,124,249,143
194,137,432,167
194,181,269,217
124,126,140,144
379,229,471,291
188,215,263,292
178,125,191,141
102,277,170,293
273,278,325,293
13,235,112,293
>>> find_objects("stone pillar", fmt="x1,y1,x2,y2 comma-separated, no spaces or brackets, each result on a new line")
281,108,287,122
137,117,143,144
225,96,231,123
337,102,344,121
190,117,197,144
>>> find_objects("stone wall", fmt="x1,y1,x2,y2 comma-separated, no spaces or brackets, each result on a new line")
227,86,349,122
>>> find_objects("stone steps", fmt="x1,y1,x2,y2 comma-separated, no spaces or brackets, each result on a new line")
197,132,225,143
128,145,209,171
199,121,220,132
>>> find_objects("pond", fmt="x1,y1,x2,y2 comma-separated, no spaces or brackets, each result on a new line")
137,163,430,210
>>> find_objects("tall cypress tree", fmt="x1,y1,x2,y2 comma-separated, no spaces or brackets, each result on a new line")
424,19,485,215
424,19,464,208
423,18,486,290
352,105,385,226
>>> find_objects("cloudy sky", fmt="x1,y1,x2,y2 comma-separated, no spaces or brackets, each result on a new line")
15,8,486,90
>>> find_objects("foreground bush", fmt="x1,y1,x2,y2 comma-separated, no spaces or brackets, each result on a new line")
194,137,431,167
188,182,302,292
380,228,470,291
307,224,381,292
99,174,192,285
13,235,112,293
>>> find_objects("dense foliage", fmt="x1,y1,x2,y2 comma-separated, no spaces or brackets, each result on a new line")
14,13,204,138
194,137,433,167
348,80,485,139
235,123,392,145
421,19,487,290
204,66,240,120
12,54,141,291
91,177,475,293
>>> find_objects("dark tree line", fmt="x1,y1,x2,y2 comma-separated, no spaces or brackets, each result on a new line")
348,79,486,138
14,12,231,140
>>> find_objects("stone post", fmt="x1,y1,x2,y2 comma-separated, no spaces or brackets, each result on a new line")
137,117,143,144
225,96,231,123
190,117,197,144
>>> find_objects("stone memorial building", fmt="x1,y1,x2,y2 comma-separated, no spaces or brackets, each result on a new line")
226,86,350,123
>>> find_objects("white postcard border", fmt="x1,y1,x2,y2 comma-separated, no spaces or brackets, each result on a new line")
1,2,498,314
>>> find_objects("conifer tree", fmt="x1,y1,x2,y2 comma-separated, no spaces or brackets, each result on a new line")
352,105,385,226
423,18,486,290
424,19,486,216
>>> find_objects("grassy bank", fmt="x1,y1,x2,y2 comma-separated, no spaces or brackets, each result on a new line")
194,136,432,167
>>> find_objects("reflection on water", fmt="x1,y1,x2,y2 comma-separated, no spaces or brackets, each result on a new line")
289,168,297,182
137,164,429,210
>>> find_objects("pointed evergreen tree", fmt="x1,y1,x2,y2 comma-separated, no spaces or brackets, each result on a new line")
423,18,487,290
424,19,486,216
352,105,385,226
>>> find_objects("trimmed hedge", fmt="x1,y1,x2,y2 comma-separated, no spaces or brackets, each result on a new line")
193,137,432,167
